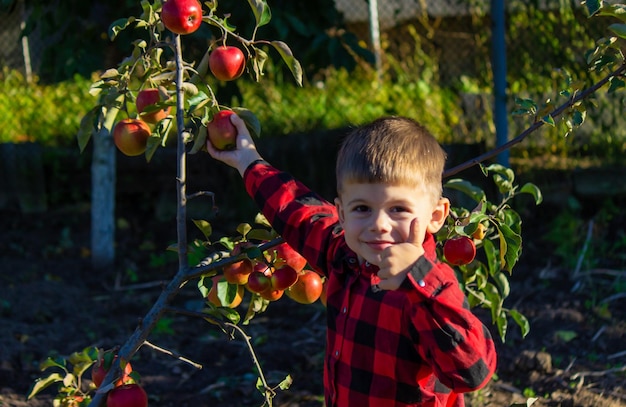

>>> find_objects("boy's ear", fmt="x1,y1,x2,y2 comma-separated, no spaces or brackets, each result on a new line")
426,197,450,234
334,197,345,225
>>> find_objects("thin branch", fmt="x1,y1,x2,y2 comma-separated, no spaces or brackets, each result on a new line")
607,350,626,360
185,237,285,280
570,364,626,380
600,292,626,305
143,340,203,369
164,307,276,405
174,34,189,272
225,322,276,405
443,62,626,178
164,306,230,334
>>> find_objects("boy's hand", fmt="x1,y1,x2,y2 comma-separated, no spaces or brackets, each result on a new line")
374,218,425,291
206,113,263,177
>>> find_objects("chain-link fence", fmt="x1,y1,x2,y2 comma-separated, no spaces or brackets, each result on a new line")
1,0,624,156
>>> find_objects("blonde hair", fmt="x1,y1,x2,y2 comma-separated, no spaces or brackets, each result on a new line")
336,116,446,202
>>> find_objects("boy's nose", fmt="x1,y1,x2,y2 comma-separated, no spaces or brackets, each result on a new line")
369,211,391,232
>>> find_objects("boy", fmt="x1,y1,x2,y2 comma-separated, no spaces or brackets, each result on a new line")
207,115,496,407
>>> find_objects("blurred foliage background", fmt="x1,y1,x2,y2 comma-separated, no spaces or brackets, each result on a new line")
0,0,624,167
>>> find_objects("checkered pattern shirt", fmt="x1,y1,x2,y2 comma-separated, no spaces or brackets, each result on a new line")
244,161,497,407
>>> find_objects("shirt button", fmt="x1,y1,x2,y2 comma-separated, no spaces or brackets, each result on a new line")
418,279,426,287
342,307,347,314
335,350,340,357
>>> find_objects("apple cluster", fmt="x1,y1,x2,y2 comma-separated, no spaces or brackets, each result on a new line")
90,351,148,407
207,242,326,308
112,0,249,158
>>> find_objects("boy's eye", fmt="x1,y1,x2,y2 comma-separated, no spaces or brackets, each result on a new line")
391,206,408,213
353,205,370,212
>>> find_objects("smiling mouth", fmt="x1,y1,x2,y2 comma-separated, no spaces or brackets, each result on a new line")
365,241,393,250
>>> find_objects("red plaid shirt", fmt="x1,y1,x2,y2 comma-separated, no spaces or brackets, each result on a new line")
244,162,497,407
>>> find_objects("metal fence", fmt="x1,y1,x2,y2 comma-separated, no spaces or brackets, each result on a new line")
0,0,582,83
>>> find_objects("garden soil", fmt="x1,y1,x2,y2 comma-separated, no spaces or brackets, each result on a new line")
1,193,625,407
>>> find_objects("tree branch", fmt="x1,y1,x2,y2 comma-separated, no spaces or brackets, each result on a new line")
443,63,626,178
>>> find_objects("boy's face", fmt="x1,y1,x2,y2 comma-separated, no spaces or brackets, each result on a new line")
335,182,449,266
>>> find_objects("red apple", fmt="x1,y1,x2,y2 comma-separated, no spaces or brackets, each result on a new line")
209,46,246,81
246,266,272,293
92,354,133,388
106,384,148,407
270,265,298,291
206,110,237,151
259,287,284,301
136,88,171,124
269,242,307,272
286,270,324,304
223,258,253,285
161,0,203,35
443,236,476,266
113,119,151,157
320,279,328,307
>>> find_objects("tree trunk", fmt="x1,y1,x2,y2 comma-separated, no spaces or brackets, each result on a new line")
91,106,119,270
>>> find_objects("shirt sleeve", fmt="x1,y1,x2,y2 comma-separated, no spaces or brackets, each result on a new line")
403,251,497,393
243,161,340,275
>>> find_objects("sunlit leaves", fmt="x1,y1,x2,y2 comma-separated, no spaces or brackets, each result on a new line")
270,41,303,86
247,0,272,28
442,163,541,342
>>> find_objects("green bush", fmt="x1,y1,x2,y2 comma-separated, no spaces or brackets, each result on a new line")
0,69,95,146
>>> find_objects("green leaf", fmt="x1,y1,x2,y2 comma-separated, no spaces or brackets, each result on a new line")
496,223,522,272
585,0,602,16
554,330,577,342
513,97,537,115
144,134,162,163
270,41,303,86
444,179,486,202
188,90,212,113
496,310,508,342
483,282,502,322
509,309,530,338
247,0,272,27
232,107,262,138
600,5,626,21
244,245,263,259
77,106,101,153
216,306,241,324
39,357,67,371
483,236,499,276
108,17,136,41
246,228,275,242
608,76,625,93
27,373,64,399
540,114,555,127
189,125,208,154
278,375,293,390
519,183,543,205
484,163,515,183
492,271,510,298
237,223,253,238
215,279,239,306
609,23,626,38
193,219,213,240
198,275,211,298
251,47,269,82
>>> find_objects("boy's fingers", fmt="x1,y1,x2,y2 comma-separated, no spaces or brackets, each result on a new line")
406,218,421,245
230,113,249,135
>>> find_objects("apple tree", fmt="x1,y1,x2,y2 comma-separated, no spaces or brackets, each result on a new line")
27,0,626,406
